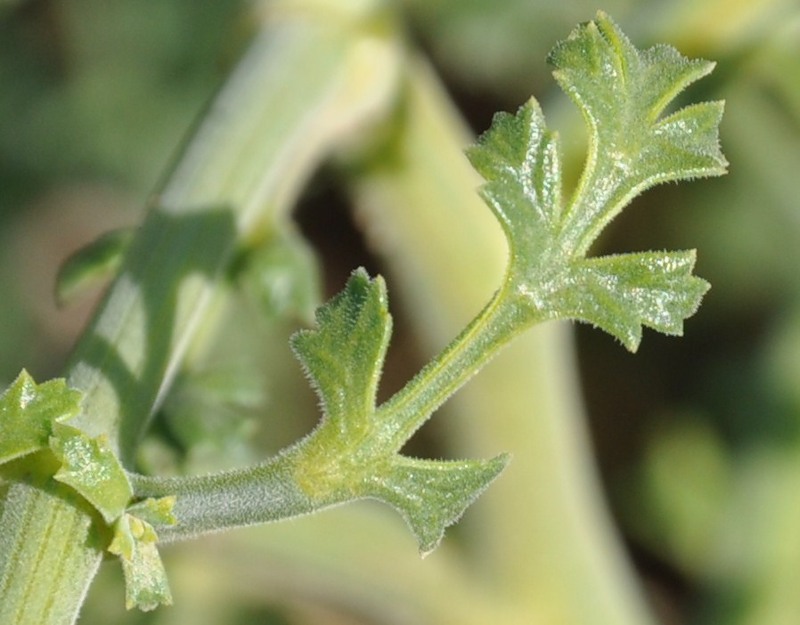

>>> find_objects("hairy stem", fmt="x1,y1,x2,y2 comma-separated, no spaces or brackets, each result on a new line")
129,451,314,542
377,286,527,452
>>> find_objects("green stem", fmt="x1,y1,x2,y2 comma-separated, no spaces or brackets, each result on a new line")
0,457,105,625
0,2,401,622
377,287,527,451
129,451,315,542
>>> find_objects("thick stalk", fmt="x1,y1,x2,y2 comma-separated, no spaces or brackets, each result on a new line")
0,2,401,622
0,457,105,625
347,57,656,625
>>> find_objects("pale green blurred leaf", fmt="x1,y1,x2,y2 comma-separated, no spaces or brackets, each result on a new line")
237,228,322,325
56,228,133,306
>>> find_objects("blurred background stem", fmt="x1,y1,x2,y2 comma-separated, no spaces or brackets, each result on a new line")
0,1,401,622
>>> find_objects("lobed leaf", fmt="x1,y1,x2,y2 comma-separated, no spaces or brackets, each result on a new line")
466,98,562,254
0,370,82,465
548,11,727,255
0,18,727,610
291,269,508,553
361,454,510,556
467,11,725,348
291,267,391,443
0,371,134,522
0,372,163,610
548,250,710,351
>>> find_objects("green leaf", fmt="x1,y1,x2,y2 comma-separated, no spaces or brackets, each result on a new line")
56,228,133,306
291,267,391,447
466,98,562,265
551,251,710,351
548,11,727,255
87,14,724,575
108,513,173,611
291,269,507,553
362,454,510,556
158,366,263,473
0,370,82,465
466,11,726,349
50,423,133,523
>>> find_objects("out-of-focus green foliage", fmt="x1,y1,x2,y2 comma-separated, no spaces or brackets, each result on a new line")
0,0,245,202
0,0,246,380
